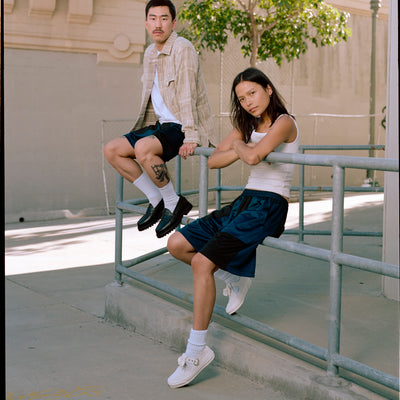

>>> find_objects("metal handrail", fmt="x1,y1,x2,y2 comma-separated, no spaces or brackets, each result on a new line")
113,147,399,393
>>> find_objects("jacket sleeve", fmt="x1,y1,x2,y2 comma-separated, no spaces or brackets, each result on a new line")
173,45,201,144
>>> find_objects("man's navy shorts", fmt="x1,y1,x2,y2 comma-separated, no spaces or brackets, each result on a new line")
178,189,288,277
124,122,184,162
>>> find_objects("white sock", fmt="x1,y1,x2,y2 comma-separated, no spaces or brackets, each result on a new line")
185,328,207,359
133,173,162,207
214,269,240,285
159,181,179,212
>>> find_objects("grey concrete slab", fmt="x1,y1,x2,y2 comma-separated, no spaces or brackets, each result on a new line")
105,281,391,400
5,194,399,400
6,271,289,400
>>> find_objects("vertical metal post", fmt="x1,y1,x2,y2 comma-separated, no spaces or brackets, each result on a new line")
199,154,209,217
327,164,345,377
175,156,182,195
298,148,305,242
216,168,221,210
367,0,381,180
114,173,124,284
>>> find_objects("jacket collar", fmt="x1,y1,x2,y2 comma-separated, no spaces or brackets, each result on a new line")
150,31,178,56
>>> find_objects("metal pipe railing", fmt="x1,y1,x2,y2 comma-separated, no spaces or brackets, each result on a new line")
296,145,385,241
113,147,399,393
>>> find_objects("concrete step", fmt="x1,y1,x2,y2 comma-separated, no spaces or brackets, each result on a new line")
105,280,392,400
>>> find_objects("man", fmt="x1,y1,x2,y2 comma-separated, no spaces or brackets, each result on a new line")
104,0,215,238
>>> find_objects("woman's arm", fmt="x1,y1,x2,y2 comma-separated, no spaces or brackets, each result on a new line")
232,115,296,165
208,128,244,169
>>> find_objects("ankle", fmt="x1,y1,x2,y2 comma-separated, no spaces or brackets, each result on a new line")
185,328,207,359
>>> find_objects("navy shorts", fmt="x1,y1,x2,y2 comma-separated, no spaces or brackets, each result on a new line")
179,189,288,277
124,122,184,162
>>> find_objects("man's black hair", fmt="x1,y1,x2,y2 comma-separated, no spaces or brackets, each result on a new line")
145,0,176,20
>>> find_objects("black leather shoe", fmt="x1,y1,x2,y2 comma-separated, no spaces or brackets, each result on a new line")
137,200,164,231
155,196,192,238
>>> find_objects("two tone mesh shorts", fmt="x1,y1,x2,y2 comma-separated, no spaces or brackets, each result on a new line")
178,189,288,277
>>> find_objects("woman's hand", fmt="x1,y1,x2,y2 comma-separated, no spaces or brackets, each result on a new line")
208,129,243,169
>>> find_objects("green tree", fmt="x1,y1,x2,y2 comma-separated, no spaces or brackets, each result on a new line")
178,0,351,67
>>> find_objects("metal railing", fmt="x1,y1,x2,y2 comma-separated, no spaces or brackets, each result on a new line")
113,148,399,393
294,145,385,242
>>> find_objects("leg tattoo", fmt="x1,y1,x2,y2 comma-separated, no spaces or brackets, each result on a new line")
151,163,170,183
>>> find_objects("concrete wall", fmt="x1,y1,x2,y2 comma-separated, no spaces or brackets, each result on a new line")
5,49,142,220
382,0,399,301
4,0,391,221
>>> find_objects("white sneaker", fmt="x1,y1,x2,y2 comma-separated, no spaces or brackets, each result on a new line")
223,277,252,315
167,346,215,388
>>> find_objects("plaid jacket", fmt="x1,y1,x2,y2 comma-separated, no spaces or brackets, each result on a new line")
132,31,216,147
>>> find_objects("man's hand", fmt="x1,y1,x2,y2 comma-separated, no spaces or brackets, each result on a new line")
179,143,198,160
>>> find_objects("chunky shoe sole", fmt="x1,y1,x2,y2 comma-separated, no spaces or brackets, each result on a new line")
137,200,164,231
156,197,192,238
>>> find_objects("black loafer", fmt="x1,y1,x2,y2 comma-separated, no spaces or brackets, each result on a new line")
155,196,192,238
137,200,164,231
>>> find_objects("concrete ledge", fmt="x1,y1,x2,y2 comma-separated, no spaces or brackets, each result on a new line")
104,282,388,400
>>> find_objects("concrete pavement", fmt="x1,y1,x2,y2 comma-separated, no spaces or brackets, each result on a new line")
6,264,290,400
5,193,399,400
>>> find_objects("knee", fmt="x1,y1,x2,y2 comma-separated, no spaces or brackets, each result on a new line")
167,233,182,258
191,253,215,277
103,141,117,162
191,253,202,270
135,138,160,164
134,141,149,164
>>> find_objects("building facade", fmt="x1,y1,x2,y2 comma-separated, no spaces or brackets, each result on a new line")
3,0,390,221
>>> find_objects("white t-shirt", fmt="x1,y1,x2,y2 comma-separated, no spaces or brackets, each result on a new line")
151,63,181,125
245,114,299,198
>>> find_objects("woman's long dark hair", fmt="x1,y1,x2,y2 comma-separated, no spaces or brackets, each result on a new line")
231,67,290,143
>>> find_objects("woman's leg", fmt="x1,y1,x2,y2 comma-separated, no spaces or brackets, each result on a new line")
191,252,217,330
167,231,197,265
167,245,217,388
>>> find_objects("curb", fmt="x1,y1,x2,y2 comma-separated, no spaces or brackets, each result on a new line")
104,282,388,400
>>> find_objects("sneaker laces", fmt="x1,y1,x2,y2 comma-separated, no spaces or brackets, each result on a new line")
177,354,199,367
223,283,232,297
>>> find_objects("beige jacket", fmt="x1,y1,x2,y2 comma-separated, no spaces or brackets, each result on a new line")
132,31,216,147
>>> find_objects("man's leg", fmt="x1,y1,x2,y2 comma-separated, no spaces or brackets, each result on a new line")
104,136,164,230
134,136,180,209
103,136,162,205
103,137,142,183
135,135,192,238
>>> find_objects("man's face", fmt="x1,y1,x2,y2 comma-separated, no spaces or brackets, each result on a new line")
145,6,176,50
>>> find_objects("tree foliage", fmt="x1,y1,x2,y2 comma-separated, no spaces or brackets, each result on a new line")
178,0,351,67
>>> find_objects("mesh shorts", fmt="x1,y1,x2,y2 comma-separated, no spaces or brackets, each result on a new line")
179,189,288,277
124,122,184,162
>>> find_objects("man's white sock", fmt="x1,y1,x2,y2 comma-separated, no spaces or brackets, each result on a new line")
185,328,207,359
159,181,179,212
133,173,162,207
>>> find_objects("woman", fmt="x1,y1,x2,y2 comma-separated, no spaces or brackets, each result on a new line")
166,67,299,388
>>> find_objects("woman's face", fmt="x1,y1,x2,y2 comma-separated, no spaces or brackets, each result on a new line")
235,81,273,118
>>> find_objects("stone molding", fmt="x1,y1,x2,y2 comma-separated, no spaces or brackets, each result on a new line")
327,0,389,19
4,0,15,14
4,0,146,65
67,0,93,24
28,0,56,18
